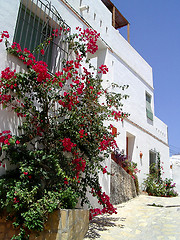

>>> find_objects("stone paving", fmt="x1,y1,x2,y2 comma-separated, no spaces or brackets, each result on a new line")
84,194,180,240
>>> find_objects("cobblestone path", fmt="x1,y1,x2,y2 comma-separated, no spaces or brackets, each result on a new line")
84,194,180,240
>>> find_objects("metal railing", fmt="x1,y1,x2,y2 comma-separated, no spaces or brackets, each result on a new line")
14,0,71,73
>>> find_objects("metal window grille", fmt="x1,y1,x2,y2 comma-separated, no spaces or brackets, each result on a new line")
14,0,70,73
149,150,158,174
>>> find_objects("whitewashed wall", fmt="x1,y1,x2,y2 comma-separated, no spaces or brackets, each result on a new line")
0,0,170,200
170,155,180,194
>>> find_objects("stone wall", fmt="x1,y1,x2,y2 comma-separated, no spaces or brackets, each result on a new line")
110,160,137,205
0,209,89,240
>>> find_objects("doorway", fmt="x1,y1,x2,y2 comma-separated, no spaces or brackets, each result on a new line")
126,132,135,161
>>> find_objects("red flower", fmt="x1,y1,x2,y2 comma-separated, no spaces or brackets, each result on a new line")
64,178,68,184
40,49,45,55
14,197,19,204
103,166,107,174
7,134,12,139
99,64,108,74
60,138,76,152
4,139,10,145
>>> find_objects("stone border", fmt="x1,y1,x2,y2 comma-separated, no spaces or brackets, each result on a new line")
0,209,89,240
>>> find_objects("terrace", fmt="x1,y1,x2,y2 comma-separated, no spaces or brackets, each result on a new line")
101,0,130,43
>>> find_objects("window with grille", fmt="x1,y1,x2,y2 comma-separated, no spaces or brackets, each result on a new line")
149,150,157,174
146,92,153,121
14,0,70,73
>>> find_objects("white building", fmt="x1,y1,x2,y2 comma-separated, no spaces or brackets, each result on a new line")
170,155,180,194
0,0,170,196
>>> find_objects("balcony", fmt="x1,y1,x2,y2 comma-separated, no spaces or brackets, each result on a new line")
101,0,130,43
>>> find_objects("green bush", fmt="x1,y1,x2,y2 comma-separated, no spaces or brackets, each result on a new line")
143,154,178,197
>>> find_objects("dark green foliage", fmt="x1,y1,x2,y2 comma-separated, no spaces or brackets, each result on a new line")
143,153,178,197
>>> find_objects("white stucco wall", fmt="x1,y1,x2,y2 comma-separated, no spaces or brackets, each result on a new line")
0,1,19,70
94,47,170,186
170,155,180,194
62,0,153,88
0,0,170,200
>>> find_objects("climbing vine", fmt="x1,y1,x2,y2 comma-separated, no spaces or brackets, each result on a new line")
0,28,129,239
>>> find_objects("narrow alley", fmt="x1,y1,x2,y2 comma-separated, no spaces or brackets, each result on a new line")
84,195,180,240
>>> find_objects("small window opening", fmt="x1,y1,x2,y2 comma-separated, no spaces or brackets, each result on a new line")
146,93,153,121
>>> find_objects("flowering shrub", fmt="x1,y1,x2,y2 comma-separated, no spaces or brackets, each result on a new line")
0,28,129,240
143,153,178,197
111,149,127,167
112,149,140,179
0,30,9,43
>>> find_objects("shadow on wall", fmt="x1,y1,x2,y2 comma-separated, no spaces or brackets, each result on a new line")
0,107,21,135
0,107,21,174
1,51,27,135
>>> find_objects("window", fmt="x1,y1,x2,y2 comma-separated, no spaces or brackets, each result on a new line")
14,0,70,73
149,150,157,174
146,93,153,121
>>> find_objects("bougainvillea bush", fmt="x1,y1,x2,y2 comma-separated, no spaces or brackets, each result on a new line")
0,28,128,239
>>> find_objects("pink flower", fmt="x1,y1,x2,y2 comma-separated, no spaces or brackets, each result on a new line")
16,140,20,144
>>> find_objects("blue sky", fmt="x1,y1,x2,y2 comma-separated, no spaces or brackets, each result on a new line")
111,0,180,155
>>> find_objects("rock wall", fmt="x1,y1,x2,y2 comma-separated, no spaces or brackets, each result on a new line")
0,209,89,240
110,160,137,205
